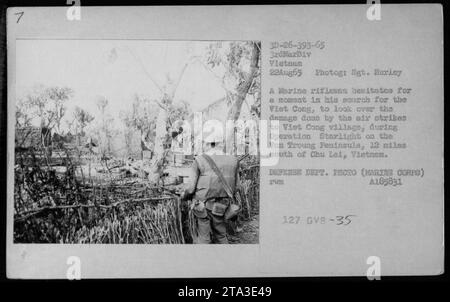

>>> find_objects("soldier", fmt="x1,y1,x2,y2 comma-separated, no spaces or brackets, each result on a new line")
180,132,239,244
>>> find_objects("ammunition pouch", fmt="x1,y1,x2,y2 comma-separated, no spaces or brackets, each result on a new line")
210,198,230,217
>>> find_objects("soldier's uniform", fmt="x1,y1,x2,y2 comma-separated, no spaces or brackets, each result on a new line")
184,151,239,244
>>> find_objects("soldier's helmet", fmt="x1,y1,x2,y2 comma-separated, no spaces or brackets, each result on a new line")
203,121,224,144
203,129,223,144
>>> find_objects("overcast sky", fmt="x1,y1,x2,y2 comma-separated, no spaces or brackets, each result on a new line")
16,39,229,130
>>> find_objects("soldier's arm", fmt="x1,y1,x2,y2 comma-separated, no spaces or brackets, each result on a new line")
182,159,200,200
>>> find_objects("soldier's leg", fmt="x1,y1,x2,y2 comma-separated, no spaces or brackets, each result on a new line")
210,212,228,244
195,216,212,244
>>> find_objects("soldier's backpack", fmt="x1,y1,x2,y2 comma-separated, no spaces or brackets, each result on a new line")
202,154,242,220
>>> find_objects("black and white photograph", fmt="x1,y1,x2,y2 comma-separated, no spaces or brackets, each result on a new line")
3,4,445,281
13,39,261,244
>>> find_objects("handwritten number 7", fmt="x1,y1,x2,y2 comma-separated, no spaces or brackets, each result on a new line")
15,12,24,23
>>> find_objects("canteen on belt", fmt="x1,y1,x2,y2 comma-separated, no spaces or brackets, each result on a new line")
192,200,207,218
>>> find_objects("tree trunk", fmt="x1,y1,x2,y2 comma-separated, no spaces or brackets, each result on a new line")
148,108,168,184
226,42,260,154
140,129,144,160
146,60,191,184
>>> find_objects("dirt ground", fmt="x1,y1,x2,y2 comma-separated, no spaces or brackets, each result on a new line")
228,214,259,244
